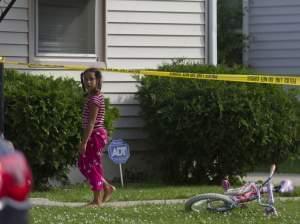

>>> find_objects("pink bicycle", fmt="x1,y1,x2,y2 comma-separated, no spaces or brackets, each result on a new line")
185,165,294,215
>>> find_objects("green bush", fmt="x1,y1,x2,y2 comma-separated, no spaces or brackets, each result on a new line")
137,63,300,184
3,69,119,188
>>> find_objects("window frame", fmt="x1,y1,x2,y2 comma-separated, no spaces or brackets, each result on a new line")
29,0,106,66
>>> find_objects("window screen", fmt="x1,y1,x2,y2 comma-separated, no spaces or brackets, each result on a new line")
38,0,95,54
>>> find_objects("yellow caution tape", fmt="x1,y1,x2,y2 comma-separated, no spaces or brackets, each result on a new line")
1,57,300,86
140,70,300,86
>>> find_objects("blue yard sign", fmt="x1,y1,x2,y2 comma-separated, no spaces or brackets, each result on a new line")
108,139,130,187
108,139,130,164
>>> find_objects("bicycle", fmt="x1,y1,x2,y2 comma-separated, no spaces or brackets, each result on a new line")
185,164,293,216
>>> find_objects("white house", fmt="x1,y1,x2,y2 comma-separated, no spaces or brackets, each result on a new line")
0,0,217,181
243,0,300,75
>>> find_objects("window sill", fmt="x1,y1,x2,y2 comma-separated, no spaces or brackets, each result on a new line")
27,56,106,70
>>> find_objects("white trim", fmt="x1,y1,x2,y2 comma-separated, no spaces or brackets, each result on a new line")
28,0,34,63
97,0,106,63
104,0,108,66
208,0,217,65
95,0,100,60
36,53,97,58
204,0,208,64
243,0,249,66
34,0,38,57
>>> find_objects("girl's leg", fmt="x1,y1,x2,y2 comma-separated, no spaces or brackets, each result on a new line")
103,179,116,202
91,190,104,205
84,165,106,205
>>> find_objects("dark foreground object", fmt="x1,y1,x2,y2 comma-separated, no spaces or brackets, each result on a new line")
0,137,32,224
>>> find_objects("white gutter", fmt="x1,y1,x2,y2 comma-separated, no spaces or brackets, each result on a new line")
242,0,249,66
208,0,217,65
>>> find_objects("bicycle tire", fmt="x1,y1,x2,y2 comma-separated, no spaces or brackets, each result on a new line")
185,193,235,212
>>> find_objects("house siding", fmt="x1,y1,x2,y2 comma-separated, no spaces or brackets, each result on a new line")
0,0,29,63
1,0,208,67
245,0,300,74
1,0,208,145
106,0,207,69
0,0,209,180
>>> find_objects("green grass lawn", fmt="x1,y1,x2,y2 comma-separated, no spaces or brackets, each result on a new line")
29,184,300,224
30,200,300,224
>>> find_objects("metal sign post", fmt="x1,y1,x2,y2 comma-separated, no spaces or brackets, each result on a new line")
119,164,124,187
108,139,130,187
0,57,4,134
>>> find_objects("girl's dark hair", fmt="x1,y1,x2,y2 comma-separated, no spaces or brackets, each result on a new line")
80,67,102,92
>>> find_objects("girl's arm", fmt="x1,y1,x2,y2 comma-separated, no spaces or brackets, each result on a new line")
80,103,99,154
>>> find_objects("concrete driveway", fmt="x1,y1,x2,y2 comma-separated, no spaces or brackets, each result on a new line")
246,173,300,186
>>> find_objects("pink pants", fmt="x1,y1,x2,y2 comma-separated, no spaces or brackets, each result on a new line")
78,128,108,191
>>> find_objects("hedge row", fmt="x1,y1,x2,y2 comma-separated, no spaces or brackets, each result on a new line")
137,62,300,184
4,69,119,188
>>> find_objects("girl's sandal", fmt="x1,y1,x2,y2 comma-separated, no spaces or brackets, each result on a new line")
103,185,116,202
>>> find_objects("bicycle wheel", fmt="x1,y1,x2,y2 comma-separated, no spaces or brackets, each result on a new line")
185,193,235,212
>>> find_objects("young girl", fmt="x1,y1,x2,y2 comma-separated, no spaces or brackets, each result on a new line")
78,68,115,206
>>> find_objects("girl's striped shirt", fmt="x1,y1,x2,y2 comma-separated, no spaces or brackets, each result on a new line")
82,94,105,129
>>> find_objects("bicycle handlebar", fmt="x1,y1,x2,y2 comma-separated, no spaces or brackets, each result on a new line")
270,164,276,177
261,164,276,188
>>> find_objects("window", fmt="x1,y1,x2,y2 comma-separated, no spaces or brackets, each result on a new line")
30,0,104,64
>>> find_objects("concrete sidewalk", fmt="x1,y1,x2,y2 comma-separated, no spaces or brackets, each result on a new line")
30,198,186,208
30,197,300,208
